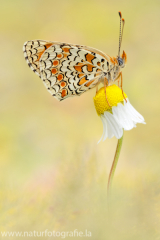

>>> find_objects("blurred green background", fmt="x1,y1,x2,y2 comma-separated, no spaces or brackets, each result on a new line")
0,0,160,239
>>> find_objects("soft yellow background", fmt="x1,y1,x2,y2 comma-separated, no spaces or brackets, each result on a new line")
0,0,160,239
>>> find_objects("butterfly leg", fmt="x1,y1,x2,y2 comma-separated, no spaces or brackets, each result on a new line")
96,82,101,93
94,75,103,93
96,85,98,93
118,78,120,87
120,72,127,103
104,77,111,107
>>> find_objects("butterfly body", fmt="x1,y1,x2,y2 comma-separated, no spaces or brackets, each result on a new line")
23,40,127,101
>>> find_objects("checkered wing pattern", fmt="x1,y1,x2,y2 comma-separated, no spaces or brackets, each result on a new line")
23,40,111,101
23,40,54,76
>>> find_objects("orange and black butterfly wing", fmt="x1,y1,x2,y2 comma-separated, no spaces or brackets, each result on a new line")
39,43,111,100
23,40,111,101
23,40,54,76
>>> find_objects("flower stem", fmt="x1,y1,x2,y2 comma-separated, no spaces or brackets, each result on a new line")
107,133,124,194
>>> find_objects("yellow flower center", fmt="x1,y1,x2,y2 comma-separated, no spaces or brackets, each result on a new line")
93,84,127,116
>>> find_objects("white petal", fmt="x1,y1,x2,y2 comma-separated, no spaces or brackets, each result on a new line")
102,115,114,140
101,114,114,140
106,120,114,139
113,103,135,130
124,100,146,124
104,112,123,139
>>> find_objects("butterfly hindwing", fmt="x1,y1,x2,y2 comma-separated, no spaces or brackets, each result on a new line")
23,40,111,100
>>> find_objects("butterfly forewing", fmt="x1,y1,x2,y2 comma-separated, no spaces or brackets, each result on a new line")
23,40,54,76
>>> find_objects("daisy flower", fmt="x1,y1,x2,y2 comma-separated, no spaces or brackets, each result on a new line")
94,84,146,194
94,84,145,143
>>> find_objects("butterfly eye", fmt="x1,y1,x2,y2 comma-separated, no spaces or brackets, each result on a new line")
118,57,124,67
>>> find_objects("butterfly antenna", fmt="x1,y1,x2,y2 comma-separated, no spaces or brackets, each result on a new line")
118,11,122,57
120,18,125,50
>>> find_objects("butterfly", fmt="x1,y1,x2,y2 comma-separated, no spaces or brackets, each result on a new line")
23,12,127,101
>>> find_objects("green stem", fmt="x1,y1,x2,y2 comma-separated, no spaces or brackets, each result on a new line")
107,133,124,194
